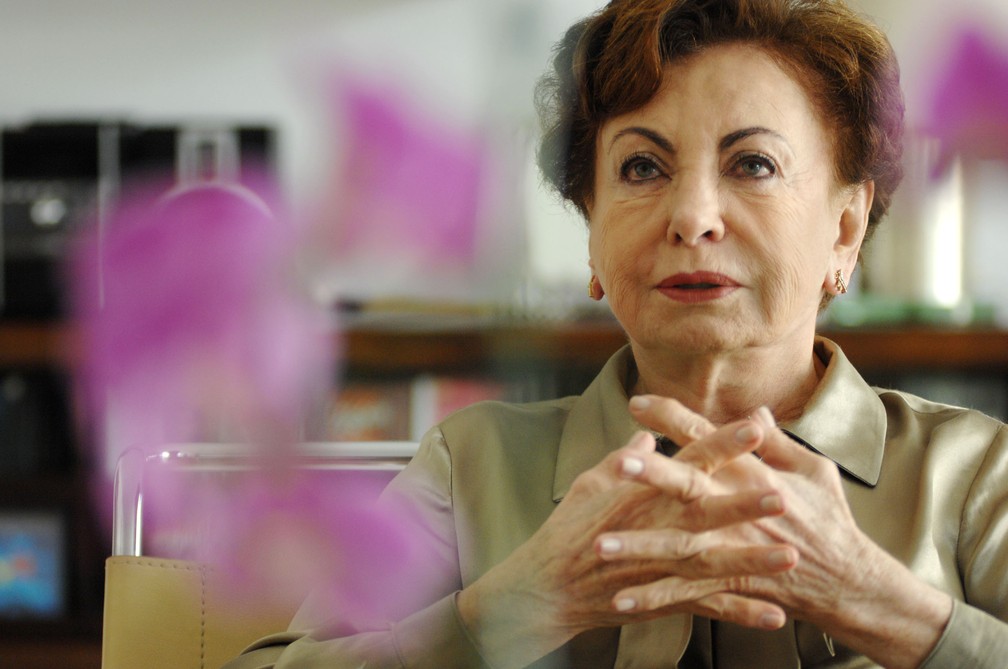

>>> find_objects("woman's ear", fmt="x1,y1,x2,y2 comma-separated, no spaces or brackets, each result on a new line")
826,180,874,292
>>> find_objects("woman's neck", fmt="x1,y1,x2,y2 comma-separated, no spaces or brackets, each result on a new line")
629,340,825,426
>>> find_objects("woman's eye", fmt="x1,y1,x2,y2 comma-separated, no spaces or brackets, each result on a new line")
733,155,776,178
621,157,661,182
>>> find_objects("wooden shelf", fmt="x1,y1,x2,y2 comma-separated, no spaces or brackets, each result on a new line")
342,320,627,373
345,322,1008,375
0,637,100,669
0,322,76,367
823,327,1008,373
2,321,1007,375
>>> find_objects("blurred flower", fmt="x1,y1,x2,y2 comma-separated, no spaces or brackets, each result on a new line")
69,172,437,622
336,80,483,261
924,24,1008,174
69,176,333,459
201,470,432,621
305,76,508,304
67,64,506,622
138,461,436,623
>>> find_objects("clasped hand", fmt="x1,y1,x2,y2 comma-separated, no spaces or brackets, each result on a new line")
596,394,873,633
458,394,874,669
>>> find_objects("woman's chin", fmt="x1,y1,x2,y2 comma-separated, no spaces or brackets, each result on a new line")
629,310,786,358
632,327,745,357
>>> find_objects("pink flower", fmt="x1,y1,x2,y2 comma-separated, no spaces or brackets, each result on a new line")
924,24,1008,173
69,175,439,622
304,76,503,302
142,462,438,625
336,81,483,260
69,176,334,458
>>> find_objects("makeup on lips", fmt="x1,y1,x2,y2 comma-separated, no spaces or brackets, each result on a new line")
657,272,740,303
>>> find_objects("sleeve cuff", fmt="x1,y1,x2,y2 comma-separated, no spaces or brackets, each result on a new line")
920,600,1008,668
391,593,494,669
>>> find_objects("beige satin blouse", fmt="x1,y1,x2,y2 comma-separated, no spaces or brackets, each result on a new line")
227,338,1008,669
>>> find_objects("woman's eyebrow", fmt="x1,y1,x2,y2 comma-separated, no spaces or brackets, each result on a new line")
610,126,788,154
719,126,786,151
609,127,675,154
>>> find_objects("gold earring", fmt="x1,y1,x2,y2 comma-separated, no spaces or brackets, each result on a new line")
834,269,848,295
588,276,595,299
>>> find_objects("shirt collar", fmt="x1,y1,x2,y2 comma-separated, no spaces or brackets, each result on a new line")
553,337,887,501
553,346,639,501
781,337,887,487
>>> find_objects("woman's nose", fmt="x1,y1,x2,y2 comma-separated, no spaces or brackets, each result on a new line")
664,172,725,246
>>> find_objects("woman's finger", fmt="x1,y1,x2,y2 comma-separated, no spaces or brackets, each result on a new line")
753,430,807,472
685,488,787,531
596,530,797,575
618,420,766,495
570,431,659,495
616,486,786,539
629,395,716,445
615,450,711,502
596,527,708,562
672,420,767,474
611,577,788,630
748,409,829,476
692,593,788,630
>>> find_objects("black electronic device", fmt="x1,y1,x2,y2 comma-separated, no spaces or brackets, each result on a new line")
0,120,276,320
1,122,103,319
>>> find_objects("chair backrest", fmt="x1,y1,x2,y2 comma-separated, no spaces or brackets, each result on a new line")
101,442,416,669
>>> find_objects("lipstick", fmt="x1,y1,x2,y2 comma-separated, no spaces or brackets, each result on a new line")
656,271,739,303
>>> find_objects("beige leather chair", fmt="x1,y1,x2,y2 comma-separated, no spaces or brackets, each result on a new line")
101,442,415,669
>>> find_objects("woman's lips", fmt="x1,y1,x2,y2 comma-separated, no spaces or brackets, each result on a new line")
657,272,740,303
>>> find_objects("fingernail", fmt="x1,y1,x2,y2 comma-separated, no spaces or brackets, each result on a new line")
598,537,622,554
735,424,759,443
759,493,783,514
628,396,651,411
768,548,794,568
622,457,644,476
754,406,776,428
759,611,786,629
615,597,637,612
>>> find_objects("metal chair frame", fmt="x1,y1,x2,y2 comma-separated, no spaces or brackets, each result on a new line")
111,441,417,557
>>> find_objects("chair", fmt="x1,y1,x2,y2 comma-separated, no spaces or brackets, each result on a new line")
101,442,416,669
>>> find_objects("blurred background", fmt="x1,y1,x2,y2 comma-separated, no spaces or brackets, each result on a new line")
0,0,1007,666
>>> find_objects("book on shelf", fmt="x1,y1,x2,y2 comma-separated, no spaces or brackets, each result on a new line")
324,375,511,442
407,375,511,441
323,381,413,442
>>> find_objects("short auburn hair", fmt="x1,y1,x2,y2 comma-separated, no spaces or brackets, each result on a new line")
535,0,905,238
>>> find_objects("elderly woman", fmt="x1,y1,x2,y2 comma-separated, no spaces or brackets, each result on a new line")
228,0,1008,667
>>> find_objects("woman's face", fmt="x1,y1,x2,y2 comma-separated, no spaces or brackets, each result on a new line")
588,43,871,359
